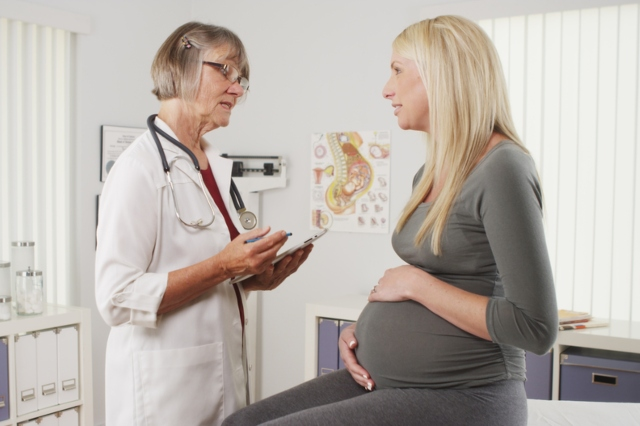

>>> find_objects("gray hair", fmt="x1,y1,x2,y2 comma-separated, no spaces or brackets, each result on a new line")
151,21,249,101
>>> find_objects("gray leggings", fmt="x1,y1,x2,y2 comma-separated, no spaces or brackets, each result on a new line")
223,369,527,426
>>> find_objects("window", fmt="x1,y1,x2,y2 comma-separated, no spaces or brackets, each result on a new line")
421,1,640,321
0,17,73,305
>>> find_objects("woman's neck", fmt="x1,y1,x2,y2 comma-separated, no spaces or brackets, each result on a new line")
157,100,210,151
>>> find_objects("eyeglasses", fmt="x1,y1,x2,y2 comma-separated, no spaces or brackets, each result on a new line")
202,61,250,91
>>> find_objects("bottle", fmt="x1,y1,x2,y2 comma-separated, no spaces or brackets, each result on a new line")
0,296,11,321
0,261,10,298
11,241,35,307
16,267,44,315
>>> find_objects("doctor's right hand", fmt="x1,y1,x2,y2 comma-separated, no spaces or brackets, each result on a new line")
217,227,289,279
339,323,375,391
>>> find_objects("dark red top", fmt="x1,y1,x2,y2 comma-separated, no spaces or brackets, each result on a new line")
200,166,244,333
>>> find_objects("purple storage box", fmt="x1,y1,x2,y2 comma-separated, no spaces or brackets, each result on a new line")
560,347,640,402
525,350,553,400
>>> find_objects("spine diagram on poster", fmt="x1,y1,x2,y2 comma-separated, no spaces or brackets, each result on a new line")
324,132,373,214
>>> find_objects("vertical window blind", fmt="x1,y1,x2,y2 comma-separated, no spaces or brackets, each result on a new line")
0,18,72,305
477,3,640,321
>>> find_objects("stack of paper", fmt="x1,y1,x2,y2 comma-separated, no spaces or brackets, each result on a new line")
558,309,608,331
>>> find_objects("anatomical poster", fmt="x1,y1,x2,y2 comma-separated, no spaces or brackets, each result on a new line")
310,131,391,233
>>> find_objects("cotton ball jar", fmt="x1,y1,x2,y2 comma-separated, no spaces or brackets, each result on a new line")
16,268,44,315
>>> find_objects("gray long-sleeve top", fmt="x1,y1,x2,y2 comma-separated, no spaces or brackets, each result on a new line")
355,141,558,389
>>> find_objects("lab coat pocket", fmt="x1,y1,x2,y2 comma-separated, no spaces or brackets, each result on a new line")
134,342,224,426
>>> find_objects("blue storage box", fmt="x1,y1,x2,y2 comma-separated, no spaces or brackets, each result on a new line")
525,350,552,400
560,347,640,402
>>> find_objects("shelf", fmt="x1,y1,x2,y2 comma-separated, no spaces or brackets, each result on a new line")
0,304,93,426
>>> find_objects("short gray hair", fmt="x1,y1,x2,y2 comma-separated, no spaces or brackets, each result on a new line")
151,21,249,101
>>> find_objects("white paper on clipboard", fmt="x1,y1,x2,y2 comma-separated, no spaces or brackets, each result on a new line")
230,228,328,284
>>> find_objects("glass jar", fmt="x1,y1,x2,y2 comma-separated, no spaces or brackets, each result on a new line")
16,268,44,315
11,241,35,306
0,296,11,321
0,261,10,298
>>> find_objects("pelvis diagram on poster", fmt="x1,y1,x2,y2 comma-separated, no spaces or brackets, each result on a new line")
310,131,390,233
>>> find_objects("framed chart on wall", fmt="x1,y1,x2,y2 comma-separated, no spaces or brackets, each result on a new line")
100,125,145,182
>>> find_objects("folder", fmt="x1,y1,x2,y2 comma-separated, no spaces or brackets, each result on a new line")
0,337,9,421
57,326,79,404
15,333,38,416
58,407,80,426
37,330,58,410
317,318,339,376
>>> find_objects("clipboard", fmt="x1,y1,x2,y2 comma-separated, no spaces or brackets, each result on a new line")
230,228,328,284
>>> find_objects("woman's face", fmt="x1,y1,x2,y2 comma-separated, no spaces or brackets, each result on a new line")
382,52,430,132
191,46,246,130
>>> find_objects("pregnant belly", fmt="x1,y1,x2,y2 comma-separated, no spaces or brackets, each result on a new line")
354,301,503,389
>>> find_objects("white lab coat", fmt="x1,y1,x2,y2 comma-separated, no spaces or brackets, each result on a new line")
95,117,249,426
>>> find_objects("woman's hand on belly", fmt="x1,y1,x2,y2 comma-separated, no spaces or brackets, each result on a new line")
369,265,417,302
370,265,492,341
339,324,375,391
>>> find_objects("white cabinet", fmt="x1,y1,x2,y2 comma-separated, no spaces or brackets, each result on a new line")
0,304,92,426
304,295,640,401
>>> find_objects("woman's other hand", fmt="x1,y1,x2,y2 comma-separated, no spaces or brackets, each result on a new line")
338,324,375,391
242,244,313,292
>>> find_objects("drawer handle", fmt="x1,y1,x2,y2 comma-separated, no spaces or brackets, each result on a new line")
592,373,617,386
62,379,76,391
21,388,35,401
42,382,56,396
0,395,5,408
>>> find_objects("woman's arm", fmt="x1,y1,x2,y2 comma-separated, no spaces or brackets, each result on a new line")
370,149,557,354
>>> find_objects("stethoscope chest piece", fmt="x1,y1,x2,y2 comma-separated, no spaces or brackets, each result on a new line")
239,209,257,230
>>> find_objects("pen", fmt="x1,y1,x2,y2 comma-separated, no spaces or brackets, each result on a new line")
245,232,292,243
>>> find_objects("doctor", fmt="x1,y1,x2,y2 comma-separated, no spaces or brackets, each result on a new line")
95,22,313,426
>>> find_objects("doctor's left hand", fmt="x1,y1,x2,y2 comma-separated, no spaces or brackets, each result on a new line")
242,244,313,292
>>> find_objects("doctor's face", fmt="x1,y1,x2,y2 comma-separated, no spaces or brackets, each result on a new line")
192,45,246,130
382,52,430,133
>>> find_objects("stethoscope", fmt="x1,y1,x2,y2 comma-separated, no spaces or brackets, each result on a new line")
147,114,257,230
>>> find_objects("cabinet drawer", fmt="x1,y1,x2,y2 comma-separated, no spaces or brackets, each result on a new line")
560,347,640,402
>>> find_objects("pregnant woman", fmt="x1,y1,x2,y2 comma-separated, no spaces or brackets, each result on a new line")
223,15,557,426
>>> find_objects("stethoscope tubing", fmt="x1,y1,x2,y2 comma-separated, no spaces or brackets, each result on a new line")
147,114,255,229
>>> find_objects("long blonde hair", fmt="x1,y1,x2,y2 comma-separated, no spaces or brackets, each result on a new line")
394,15,527,255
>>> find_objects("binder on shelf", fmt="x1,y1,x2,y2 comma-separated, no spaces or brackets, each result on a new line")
15,332,38,416
317,318,339,376
0,337,9,421
57,326,80,405
338,320,354,370
37,329,58,410
58,407,80,426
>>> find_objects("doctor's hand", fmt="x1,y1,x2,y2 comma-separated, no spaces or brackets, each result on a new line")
339,324,375,391
242,244,313,292
216,227,289,279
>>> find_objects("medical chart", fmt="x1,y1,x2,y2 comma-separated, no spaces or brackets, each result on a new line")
310,131,391,233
